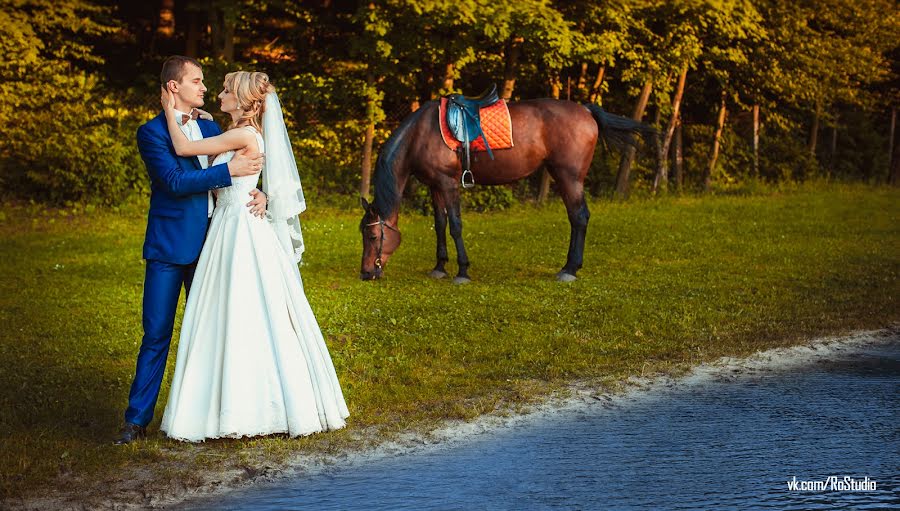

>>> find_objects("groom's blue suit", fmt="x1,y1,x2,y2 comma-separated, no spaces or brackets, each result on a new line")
126,113,232,427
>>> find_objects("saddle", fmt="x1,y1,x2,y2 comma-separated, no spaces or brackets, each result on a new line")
446,84,501,188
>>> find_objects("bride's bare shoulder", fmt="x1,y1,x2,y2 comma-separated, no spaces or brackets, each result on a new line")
224,126,257,145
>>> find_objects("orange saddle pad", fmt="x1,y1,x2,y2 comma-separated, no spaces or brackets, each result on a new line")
439,98,514,153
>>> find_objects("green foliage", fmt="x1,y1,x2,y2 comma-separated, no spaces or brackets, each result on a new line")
676,122,818,187
752,0,899,115
1,0,898,205
0,0,145,204
6,80,149,203
461,185,517,212
409,182,517,214
198,60,377,198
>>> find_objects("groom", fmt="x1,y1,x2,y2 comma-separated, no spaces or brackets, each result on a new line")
116,56,266,444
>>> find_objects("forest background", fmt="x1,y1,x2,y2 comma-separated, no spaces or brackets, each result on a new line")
2,1,900,504
2,0,900,211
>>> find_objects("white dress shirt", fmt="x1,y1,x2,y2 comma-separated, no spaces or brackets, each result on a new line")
174,109,214,217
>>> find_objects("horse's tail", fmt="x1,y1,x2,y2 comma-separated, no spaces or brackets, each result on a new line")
584,103,656,152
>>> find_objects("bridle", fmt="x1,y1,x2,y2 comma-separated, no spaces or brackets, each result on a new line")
365,217,399,269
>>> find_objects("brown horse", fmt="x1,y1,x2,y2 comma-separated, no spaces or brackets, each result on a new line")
359,98,652,283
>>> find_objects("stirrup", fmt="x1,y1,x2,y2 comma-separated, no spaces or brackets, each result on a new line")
461,169,475,188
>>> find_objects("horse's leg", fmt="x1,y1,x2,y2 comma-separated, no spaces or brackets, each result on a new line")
555,173,590,282
429,188,449,279
446,191,471,284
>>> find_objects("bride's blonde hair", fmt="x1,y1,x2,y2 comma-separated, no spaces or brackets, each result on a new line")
223,71,274,133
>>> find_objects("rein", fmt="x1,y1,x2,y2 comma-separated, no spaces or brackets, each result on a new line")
366,218,399,269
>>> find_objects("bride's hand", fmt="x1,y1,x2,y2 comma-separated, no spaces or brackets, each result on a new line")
160,84,176,113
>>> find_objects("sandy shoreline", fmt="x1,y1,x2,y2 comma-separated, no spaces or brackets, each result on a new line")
10,327,898,510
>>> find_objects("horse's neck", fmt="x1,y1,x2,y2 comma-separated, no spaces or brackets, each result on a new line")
395,170,411,201
373,115,421,222
381,154,411,222
385,209,400,226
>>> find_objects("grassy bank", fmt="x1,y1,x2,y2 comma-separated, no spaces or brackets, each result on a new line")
1,185,898,504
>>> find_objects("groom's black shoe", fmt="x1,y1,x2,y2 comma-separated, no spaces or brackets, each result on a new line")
114,422,146,445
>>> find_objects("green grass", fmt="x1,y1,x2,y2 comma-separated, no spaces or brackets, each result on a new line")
1,184,898,502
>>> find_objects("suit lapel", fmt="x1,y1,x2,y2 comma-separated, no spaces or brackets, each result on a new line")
156,112,219,170
154,112,204,170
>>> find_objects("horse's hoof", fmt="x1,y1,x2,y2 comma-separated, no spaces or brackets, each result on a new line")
556,272,577,282
428,270,448,279
453,276,472,285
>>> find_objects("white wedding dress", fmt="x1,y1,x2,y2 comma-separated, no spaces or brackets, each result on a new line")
160,127,349,442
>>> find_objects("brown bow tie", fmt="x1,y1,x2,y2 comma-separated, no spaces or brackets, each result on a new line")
180,110,200,125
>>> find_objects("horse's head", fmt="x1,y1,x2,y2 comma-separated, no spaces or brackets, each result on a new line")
359,197,401,280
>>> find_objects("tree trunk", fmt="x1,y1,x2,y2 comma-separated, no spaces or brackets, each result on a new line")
549,71,561,99
674,116,683,191
889,106,896,180
157,0,175,38
360,71,377,199
703,91,728,192
500,37,524,100
650,107,662,194
588,69,606,198
360,121,376,198
653,66,687,194
185,11,200,58
576,62,589,100
536,168,553,204
890,123,900,186
829,124,837,176
752,104,759,177
809,98,821,157
589,66,605,103
538,72,562,203
209,7,222,59
208,3,236,61
614,80,653,199
652,105,662,159
441,62,455,94
222,15,235,62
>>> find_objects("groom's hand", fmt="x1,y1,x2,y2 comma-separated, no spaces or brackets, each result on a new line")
228,150,264,177
191,108,214,121
247,189,267,218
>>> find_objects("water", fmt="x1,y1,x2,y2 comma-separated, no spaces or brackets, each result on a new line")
183,342,899,510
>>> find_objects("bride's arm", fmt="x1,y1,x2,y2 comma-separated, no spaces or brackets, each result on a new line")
161,87,253,157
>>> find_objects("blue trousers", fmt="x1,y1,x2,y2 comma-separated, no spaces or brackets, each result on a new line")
124,259,197,427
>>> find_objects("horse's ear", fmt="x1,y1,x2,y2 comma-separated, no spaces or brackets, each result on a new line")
360,196,370,212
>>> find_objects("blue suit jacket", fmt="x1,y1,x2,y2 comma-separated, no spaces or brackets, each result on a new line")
137,112,233,265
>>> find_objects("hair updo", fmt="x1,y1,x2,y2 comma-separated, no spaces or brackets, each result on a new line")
223,71,275,133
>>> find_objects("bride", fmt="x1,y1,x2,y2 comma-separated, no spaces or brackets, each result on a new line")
158,71,349,441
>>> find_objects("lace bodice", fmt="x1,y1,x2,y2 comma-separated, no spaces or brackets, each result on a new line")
212,127,265,208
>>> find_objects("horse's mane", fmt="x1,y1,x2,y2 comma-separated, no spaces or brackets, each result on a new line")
372,102,433,218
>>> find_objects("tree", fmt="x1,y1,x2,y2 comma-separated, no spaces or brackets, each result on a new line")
754,0,897,174
486,1,575,203
609,1,666,199
352,2,391,199
689,0,764,189
0,0,143,204
643,1,706,193
207,0,240,62
482,1,573,101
